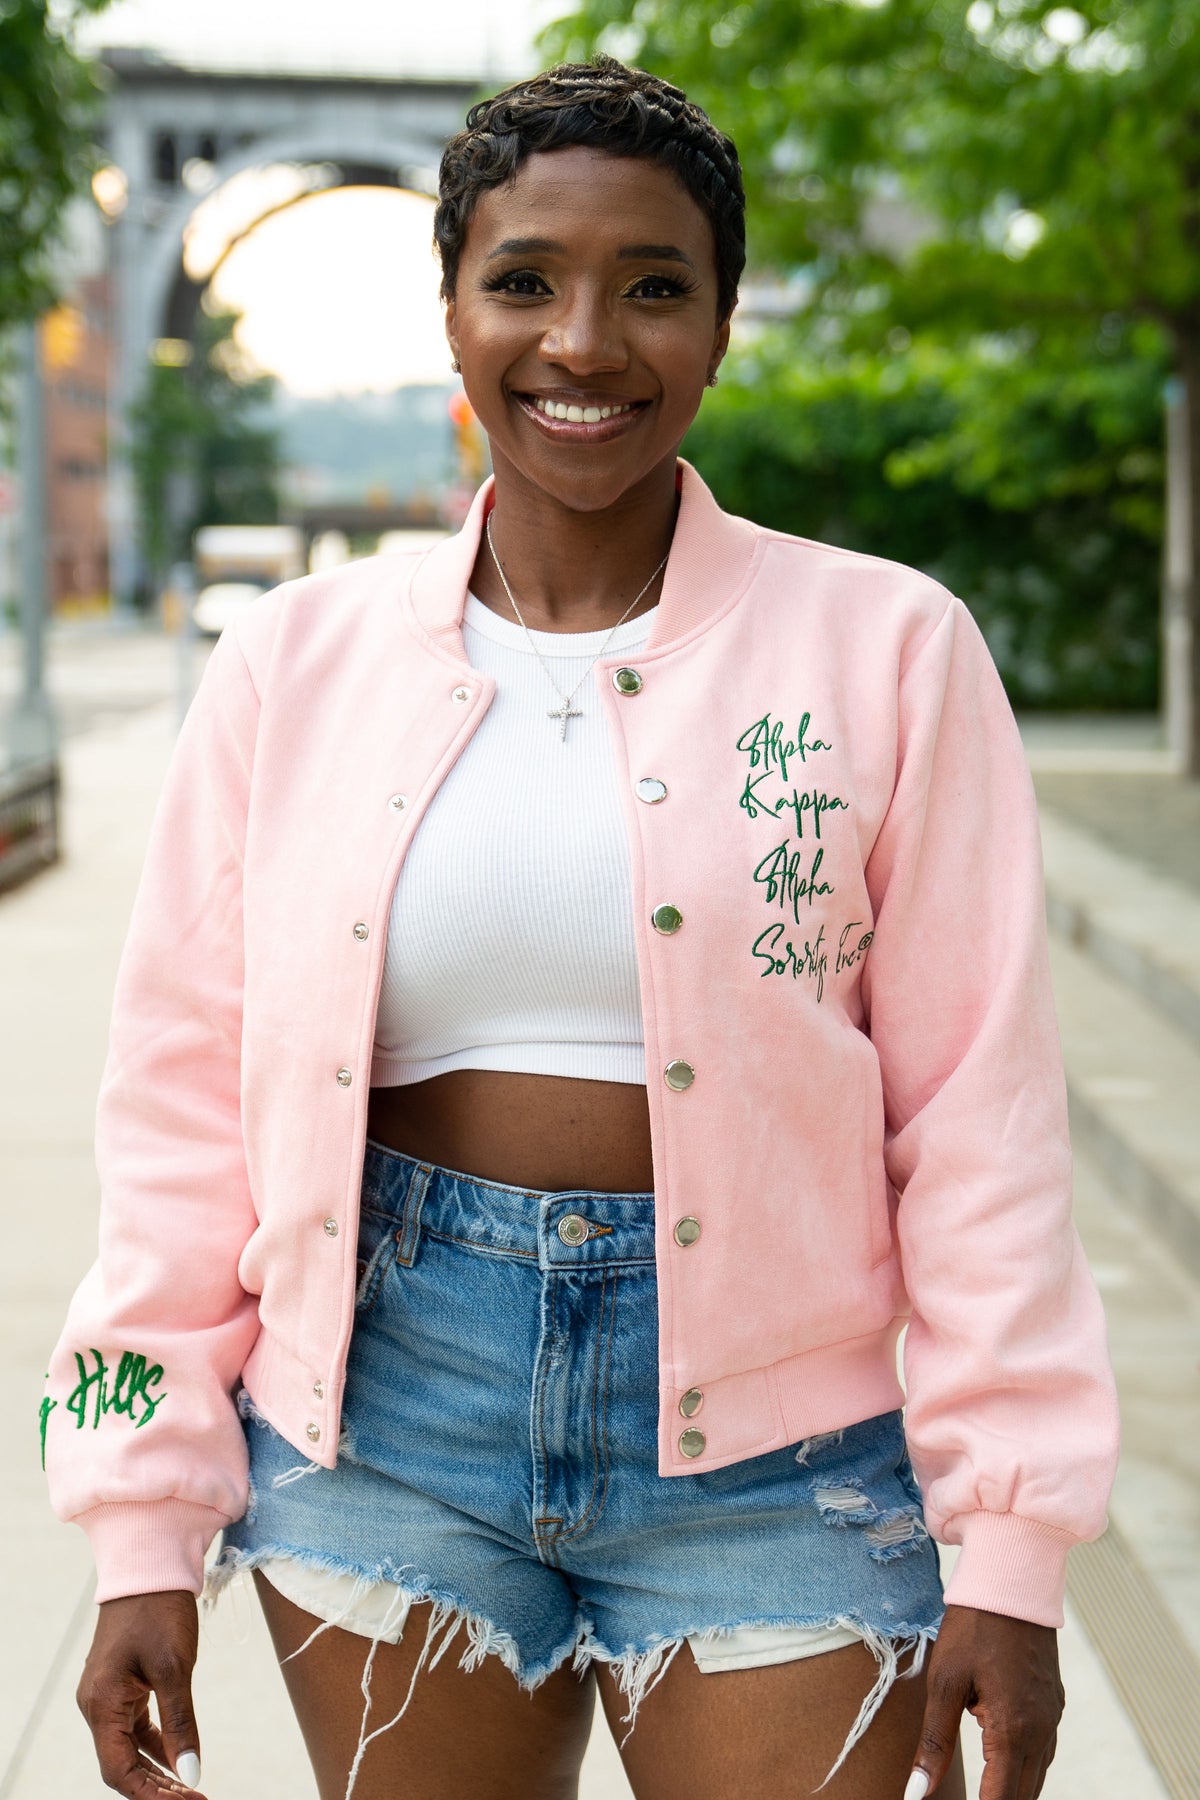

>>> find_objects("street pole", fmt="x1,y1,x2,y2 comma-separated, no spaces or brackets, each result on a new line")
1163,376,1192,773
5,318,59,771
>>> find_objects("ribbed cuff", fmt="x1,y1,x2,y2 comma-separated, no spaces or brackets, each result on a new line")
76,1500,229,1603
941,1509,1079,1627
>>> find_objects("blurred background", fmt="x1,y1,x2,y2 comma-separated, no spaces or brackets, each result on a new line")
2,2,1198,1795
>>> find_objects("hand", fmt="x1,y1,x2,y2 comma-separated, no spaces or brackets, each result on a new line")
77,1591,207,1797
908,1603,1064,1799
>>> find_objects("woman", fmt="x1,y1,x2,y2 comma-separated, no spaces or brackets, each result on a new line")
45,58,1118,1800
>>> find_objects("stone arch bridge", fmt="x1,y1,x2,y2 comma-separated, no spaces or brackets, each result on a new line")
99,48,477,604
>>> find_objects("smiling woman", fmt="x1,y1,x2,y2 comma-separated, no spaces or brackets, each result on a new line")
49,52,1116,1800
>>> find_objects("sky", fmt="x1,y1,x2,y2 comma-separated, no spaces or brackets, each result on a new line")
72,0,562,81
71,0,567,394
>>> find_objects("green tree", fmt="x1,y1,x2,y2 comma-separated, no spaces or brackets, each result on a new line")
126,306,282,588
543,1,1200,760
0,0,112,334
683,324,1166,706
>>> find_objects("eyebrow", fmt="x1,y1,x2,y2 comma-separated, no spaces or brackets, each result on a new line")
485,236,697,270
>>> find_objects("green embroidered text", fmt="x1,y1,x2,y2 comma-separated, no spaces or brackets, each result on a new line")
66,1348,166,1432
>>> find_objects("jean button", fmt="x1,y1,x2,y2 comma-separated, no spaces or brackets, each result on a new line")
557,1213,589,1247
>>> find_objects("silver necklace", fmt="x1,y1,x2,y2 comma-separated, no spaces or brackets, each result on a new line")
485,513,668,741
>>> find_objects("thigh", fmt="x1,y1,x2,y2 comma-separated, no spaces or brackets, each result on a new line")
254,1570,597,1800
597,1637,968,1800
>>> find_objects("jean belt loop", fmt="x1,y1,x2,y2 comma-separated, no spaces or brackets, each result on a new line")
394,1161,433,1267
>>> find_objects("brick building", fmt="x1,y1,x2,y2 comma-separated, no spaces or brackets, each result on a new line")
39,267,112,614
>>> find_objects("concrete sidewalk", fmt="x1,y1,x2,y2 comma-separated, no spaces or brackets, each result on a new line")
1,701,1190,1798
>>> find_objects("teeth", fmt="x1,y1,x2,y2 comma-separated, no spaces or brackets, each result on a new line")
534,397,634,423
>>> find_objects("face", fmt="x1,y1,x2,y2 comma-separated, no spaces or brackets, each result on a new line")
444,146,731,514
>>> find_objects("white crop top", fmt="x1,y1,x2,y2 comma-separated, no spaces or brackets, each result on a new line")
370,593,656,1087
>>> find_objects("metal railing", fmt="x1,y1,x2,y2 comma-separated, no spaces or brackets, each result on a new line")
0,760,60,894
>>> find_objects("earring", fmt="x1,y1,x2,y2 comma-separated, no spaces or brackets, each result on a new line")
451,357,461,374
707,372,719,388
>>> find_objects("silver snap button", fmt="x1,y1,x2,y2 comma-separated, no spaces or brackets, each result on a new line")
306,1423,321,1442
336,1067,352,1087
312,1378,324,1399
557,1213,589,1247
679,1427,706,1459
635,777,667,804
651,903,682,934
679,1388,704,1418
388,793,408,810
613,667,643,695
452,685,471,703
664,1059,695,1091
323,1217,338,1237
673,1216,701,1248
353,921,369,940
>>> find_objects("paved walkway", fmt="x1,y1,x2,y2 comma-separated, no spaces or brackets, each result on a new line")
1,693,1194,1798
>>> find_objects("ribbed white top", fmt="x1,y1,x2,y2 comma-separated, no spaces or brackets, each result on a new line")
370,592,656,1087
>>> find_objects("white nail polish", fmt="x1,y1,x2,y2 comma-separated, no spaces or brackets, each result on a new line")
903,1774,931,1800
175,1751,201,1789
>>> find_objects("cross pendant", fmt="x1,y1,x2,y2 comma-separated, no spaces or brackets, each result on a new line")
548,697,583,740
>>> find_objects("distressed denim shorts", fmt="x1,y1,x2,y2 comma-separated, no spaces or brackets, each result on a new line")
208,1141,944,1791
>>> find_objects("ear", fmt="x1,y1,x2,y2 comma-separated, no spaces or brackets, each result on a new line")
444,297,460,370
709,311,732,383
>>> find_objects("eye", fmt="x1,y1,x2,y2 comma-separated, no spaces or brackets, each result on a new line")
626,274,697,300
481,268,550,298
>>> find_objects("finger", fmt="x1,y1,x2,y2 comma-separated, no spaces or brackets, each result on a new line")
978,1741,1029,1800
907,1666,970,1796
93,1719,196,1798
131,1701,170,1773
145,1653,202,1794
1029,1738,1057,1800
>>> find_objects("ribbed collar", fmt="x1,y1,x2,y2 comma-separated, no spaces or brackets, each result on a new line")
406,459,761,662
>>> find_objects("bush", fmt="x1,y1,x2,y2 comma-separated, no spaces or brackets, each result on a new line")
683,327,1166,710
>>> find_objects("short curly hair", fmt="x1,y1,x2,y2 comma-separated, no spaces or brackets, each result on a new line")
434,57,745,323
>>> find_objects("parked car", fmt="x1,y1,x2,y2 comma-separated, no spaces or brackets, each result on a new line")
190,525,307,636
191,579,269,638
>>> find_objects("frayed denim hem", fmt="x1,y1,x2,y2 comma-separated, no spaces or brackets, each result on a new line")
204,1543,584,1800
205,1532,938,1797
575,1611,939,1792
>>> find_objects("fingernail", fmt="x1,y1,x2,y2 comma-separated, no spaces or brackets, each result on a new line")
904,1775,930,1800
175,1751,201,1789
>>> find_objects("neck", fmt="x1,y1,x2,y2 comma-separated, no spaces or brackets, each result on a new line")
471,452,680,630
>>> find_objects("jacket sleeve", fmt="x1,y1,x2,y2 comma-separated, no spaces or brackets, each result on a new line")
42,619,266,1602
861,593,1119,1629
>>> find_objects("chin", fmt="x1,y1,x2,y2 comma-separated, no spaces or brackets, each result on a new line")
512,448,679,515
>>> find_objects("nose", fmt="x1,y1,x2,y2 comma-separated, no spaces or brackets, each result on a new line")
538,285,628,376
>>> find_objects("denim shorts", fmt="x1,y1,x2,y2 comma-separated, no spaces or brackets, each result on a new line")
208,1141,944,1792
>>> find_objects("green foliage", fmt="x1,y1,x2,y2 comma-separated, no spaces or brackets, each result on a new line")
541,1,1200,342
539,0,1195,706
125,308,283,578
0,0,113,331
683,323,1167,707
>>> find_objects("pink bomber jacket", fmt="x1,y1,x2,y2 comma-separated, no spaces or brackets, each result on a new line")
43,462,1118,1620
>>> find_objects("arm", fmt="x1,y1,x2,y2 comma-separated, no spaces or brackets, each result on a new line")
861,595,1119,1794
43,617,267,1601
42,619,273,1797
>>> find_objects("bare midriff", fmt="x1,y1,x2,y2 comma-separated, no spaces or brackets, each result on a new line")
366,1068,656,1194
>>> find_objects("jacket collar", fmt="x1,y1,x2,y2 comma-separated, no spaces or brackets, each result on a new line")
406,459,760,661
